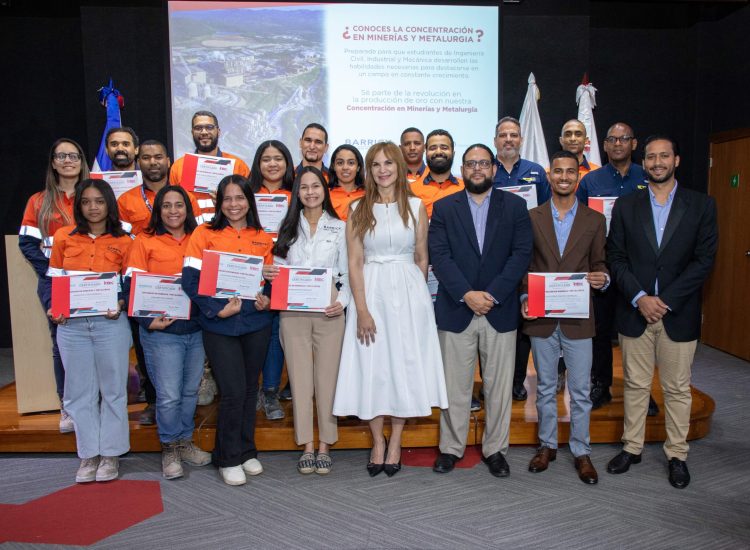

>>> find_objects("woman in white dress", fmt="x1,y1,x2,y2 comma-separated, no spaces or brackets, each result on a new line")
333,141,448,477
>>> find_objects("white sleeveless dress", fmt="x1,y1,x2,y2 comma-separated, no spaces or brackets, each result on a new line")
333,197,448,419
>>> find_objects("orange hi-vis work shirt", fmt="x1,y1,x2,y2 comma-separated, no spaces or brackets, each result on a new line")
48,226,132,276
170,150,250,217
20,190,75,259
329,186,365,221
117,185,203,235
410,170,465,218
126,231,192,277
406,162,427,184
184,224,274,267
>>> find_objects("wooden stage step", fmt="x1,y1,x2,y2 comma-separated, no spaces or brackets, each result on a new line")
0,348,714,453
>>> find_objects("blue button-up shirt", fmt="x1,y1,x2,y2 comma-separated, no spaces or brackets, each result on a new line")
493,157,550,205
577,162,647,205
466,188,492,252
550,198,578,257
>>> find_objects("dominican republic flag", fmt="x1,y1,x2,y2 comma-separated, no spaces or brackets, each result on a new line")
91,78,125,172
519,72,549,168
576,74,602,166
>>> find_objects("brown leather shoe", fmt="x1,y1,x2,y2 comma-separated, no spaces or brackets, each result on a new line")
574,455,599,484
528,446,557,473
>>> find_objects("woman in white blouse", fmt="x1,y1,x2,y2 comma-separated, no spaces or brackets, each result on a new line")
264,166,349,475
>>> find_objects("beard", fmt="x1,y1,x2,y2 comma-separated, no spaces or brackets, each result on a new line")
464,175,494,195
426,153,453,174
142,167,167,183
647,165,675,184
111,152,133,168
194,135,219,153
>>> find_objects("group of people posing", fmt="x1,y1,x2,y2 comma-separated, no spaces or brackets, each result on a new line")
19,112,717,490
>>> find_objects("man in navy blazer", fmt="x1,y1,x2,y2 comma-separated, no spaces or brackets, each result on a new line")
429,143,532,477
605,135,718,489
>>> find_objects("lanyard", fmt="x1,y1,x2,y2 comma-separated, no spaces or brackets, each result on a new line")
140,185,153,212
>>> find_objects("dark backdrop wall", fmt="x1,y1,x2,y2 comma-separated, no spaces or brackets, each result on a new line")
1,0,748,346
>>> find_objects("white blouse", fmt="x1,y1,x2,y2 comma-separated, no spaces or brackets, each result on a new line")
273,211,350,308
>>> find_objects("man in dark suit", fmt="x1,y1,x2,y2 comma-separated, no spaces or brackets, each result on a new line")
521,150,609,484
428,143,532,477
605,135,718,489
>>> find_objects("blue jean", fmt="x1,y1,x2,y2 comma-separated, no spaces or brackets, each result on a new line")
261,312,284,390
530,325,593,457
57,315,132,459
140,328,205,443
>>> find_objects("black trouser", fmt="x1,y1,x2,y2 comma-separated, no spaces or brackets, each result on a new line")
514,331,531,386
591,289,617,387
202,326,271,468
129,317,156,404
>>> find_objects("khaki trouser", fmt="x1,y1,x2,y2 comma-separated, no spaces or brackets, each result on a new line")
619,320,697,461
279,310,345,446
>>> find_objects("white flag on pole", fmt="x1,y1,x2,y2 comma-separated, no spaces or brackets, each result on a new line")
576,78,601,166
519,72,549,167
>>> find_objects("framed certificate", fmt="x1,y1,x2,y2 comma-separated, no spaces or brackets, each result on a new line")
91,170,143,199
527,272,590,319
271,266,332,312
128,273,191,319
588,196,617,236
180,153,236,194
198,250,264,300
255,194,289,233
500,184,538,210
51,272,119,318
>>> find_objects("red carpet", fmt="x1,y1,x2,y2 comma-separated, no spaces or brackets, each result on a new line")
0,480,163,545
402,445,484,468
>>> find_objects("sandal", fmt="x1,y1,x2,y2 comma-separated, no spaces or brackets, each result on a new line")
297,452,316,475
315,453,332,475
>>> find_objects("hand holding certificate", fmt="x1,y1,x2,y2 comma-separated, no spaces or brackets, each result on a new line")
198,250,265,300
270,266,333,312
527,272,590,319
128,273,191,320
180,154,236,194
51,272,119,318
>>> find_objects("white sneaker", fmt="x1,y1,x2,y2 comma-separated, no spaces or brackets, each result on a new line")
241,458,263,476
219,466,247,486
96,456,119,482
76,456,100,483
59,409,75,433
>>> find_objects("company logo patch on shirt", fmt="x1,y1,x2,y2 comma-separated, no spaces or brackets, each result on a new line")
321,224,342,233
106,245,124,255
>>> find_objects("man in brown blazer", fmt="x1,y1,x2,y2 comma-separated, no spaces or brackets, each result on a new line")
521,150,609,484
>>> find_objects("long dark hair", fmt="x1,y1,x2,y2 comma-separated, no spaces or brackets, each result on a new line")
145,185,198,236
328,144,364,189
208,175,262,231
38,138,90,239
248,140,294,193
274,167,339,259
73,179,126,237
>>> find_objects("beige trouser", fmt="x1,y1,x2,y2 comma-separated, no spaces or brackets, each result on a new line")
438,316,515,458
279,310,345,446
619,320,697,460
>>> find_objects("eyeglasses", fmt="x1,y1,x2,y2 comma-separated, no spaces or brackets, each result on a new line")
604,136,634,144
192,124,217,132
52,152,82,162
463,160,493,169
496,132,520,140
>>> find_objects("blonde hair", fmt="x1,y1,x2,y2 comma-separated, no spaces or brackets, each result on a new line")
349,142,415,241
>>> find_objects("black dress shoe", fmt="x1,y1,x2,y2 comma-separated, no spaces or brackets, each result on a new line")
668,458,690,489
482,451,510,477
648,395,659,417
590,383,612,410
367,444,387,477
470,397,481,412
433,453,460,474
384,461,401,477
512,382,528,401
606,450,642,474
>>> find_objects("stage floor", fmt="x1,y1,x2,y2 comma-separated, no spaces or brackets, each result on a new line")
0,348,714,452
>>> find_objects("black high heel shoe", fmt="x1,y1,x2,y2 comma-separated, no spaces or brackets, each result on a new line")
367,442,387,477
384,461,401,477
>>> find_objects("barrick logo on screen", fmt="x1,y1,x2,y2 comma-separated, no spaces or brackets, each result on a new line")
344,139,389,146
